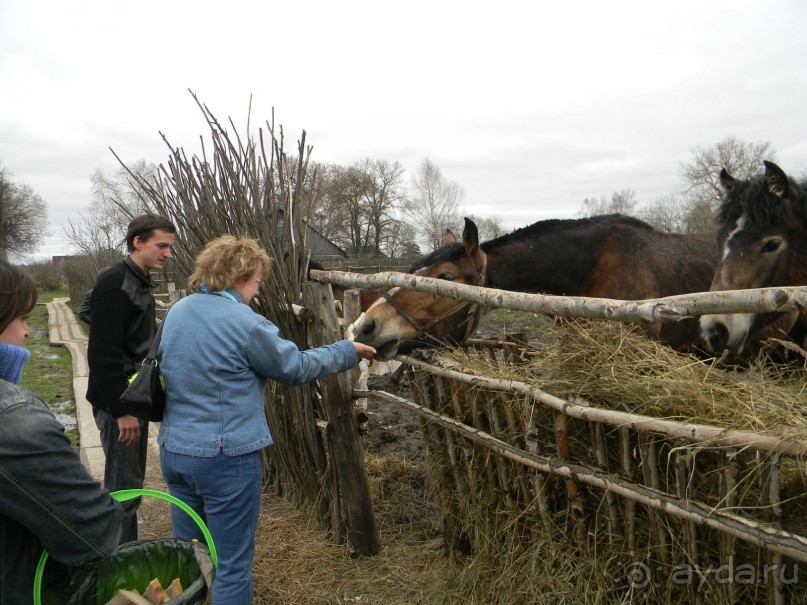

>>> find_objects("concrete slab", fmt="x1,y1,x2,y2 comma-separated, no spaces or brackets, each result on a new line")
46,298,159,482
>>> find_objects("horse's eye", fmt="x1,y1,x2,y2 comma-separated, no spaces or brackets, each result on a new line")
437,273,455,281
762,239,782,253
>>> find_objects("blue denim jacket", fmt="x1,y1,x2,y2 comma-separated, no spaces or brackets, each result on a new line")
0,379,123,604
157,291,357,457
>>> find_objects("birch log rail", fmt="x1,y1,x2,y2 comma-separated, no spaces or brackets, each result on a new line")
310,269,807,324
396,355,807,457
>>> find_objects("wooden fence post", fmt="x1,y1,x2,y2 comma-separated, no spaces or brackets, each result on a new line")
301,282,381,556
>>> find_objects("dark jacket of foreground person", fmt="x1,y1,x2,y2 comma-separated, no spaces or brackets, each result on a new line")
0,372,123,604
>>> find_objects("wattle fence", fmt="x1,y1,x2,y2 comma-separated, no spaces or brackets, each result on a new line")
311,269,807,604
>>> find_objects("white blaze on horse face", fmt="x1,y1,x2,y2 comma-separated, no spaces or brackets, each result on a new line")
700,214,753,355
346,312,367,340
722,215,745,261
373,288,400,307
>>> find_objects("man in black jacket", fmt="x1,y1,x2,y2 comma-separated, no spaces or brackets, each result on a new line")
87,214,175,543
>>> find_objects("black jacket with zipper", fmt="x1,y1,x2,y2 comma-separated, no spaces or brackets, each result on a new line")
86,257,157,417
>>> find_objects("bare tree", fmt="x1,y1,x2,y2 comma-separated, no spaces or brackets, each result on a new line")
679,136,775,212
62,164,161,260
91,161,157,219
407,159,463,251
637,194,688,233
303,162,347,243
382,219,421,259
0,164,48,260
313,159,406,256
325,163,374,254
63,196,129,258
681,198,718,233
361,159,406,256
578,189,638,217
296,160,326,223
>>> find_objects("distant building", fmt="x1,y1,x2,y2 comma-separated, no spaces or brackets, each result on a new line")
275,209,348,261
304,222,348,260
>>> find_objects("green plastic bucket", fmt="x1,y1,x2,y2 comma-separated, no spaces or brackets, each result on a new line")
34,489,218,605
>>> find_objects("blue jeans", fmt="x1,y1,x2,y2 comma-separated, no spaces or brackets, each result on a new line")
93,407,148,543
160,447,262,605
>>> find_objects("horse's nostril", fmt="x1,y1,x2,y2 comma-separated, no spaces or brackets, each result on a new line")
361,319,375,336
705,322,729,352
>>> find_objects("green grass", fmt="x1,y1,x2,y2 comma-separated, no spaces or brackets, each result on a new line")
482,307,552,334
36,288,69,303
19,296,79,446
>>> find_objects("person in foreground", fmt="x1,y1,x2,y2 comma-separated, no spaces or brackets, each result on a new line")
0,260,123,604
86,214,176,544
158,235,375,605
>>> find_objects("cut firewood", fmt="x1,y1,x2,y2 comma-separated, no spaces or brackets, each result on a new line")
164,578,183,600
143,578,166,604
104,577,187,605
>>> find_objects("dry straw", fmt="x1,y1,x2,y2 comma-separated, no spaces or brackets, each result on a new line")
453,317,807,438
424,317,807,603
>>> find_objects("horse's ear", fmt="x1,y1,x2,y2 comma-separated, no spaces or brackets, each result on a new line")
442,229,457,245
719,168,742,194
462,217,479,257
764,160,790,199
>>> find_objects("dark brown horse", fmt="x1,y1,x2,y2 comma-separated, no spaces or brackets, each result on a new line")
699,161,807,358
354,214,720,359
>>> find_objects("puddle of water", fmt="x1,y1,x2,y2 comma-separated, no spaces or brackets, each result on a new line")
54,413,77,431
50,401,76,431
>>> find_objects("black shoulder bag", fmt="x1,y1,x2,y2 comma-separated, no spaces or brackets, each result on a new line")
119,323,166,422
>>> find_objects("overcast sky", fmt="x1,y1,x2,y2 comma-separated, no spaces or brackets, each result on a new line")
2,0,807,260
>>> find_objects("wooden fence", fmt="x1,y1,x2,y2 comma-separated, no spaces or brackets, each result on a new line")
312,270,807,604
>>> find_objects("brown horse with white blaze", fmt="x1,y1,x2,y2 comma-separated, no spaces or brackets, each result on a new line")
699,161,807,358
355,214,720,359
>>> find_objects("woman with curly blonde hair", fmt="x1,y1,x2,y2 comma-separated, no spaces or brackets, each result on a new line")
157,235,374,604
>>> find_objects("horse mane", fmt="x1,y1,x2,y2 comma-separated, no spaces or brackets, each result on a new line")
485,214,651,248
408,242,464,272
717,174,807,236
408,214,655,273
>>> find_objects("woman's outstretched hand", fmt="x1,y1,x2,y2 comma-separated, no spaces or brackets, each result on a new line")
352,342,377,361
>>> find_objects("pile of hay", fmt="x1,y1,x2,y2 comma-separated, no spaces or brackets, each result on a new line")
419,318,807,603
452,318,807,438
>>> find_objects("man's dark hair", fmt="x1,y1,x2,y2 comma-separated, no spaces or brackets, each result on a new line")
125,214,177,252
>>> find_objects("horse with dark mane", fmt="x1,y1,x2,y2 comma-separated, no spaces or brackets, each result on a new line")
699,161,807,359
354,214,720,359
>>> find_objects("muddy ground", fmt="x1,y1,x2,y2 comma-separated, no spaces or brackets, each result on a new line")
360,309,551,462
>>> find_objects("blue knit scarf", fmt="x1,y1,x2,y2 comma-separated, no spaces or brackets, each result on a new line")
0,342,31,384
